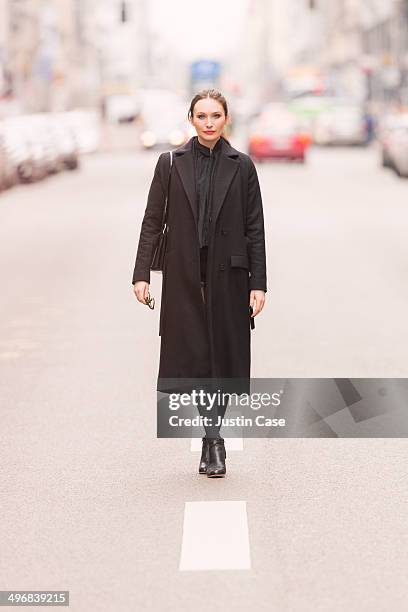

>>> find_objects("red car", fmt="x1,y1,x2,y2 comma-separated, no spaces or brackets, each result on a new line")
248,104,311,163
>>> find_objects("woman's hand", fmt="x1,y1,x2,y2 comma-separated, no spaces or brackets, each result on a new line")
250,290,265,317
133,281,150,305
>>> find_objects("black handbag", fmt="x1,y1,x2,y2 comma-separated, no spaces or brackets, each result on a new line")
150,151,173,272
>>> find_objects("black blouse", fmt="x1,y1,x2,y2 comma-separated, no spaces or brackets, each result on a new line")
192,135,223,248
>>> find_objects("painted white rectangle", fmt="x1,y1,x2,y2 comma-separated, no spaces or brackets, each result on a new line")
190,437,243,452
179,501,251,571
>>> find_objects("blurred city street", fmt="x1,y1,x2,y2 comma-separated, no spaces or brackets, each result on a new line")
2,0,408,609
1,141,407,610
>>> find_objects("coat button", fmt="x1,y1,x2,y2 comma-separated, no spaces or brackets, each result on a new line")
209,215,212,223
219,263,225,271
221,229,227,236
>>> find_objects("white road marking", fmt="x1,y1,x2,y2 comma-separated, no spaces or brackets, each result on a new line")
179,501,251,571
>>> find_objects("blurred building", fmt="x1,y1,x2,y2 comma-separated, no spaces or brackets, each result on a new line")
260,0,408,108
79,0,150,104
317,0,408,107
230,0,327,102
317,0,367,100
4,0,407,118
0,0,154,114
269,0,326,97
360,0,408,107
4,0,83,112
226,0,275,108
269,0,324,73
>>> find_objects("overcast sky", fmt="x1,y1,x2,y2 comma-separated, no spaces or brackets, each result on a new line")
148,0,249,61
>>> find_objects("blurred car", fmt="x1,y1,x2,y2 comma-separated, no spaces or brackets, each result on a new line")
288,94,334,118
1,118,38,183
139,117,190,149
21,115,59,177
385,122,408,178
0,112,82,189
0,126,19,190
379,112,408,169
248,103,312,162
105,94,141,123
0,135,8,191
48,114,80,170
138,88,190,149
313,101,367,145
62,109,101,154
15,113,80,177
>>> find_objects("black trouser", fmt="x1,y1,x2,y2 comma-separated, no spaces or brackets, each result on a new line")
197,246,228,438
196,392,228,439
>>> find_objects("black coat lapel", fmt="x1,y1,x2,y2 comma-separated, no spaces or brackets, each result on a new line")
211,152,239,226
173,147,197,225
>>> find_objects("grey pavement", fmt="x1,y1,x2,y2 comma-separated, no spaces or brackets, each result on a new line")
0,144,407,611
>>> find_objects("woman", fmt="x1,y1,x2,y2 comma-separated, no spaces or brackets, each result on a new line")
132,89,267,477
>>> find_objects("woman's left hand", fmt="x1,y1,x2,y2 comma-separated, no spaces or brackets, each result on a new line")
250,290,266,317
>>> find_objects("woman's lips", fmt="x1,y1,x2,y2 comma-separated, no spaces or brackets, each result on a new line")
204,131,215,134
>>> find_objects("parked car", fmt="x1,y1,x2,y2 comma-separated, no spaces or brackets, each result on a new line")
248,103,311,162
379,112,408,170
62,109,101,154
20,115,58,178
0,135,8,191
385,122,408,177
1,118,38,183
48,114,80,170
0,126,19,190
0,112,83,193
105,94,141,123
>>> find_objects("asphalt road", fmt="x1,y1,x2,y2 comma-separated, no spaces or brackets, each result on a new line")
0,143,407,611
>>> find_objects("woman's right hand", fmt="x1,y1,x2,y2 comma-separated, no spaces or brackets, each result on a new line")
133,281,150,305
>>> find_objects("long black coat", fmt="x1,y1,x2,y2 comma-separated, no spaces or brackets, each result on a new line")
132,136,267,394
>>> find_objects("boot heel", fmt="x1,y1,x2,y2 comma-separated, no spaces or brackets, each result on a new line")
198,437,210,474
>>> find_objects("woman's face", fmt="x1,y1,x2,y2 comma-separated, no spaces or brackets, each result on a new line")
189,98,228,145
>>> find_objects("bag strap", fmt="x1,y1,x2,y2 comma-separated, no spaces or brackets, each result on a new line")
161,151,173,232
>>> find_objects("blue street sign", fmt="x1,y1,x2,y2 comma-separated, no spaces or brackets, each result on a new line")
191,60,220,82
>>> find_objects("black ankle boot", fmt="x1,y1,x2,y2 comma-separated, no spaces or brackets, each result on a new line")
206,437,226,478
198,437,210,474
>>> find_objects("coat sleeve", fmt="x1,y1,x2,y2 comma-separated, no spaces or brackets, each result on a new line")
131,153,167,285
245,156,267,292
